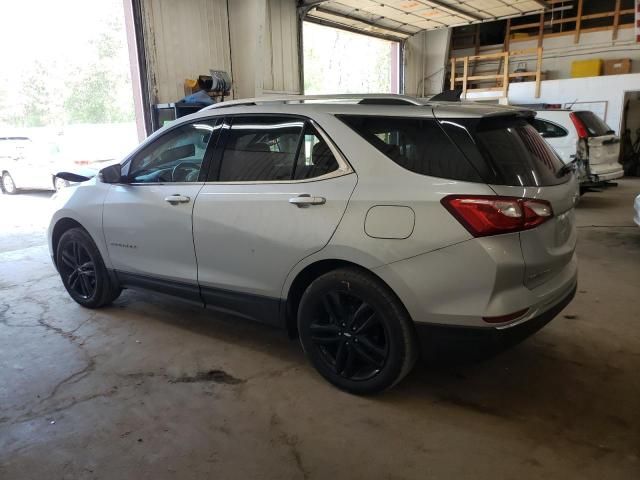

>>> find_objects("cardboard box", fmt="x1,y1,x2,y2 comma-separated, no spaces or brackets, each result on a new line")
604,59,632,75
571,59,603,78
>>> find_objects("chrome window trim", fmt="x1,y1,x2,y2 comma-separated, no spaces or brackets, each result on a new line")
124,181,206,186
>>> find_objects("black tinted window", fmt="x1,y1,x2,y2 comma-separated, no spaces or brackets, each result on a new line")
128,120,217,183
219,116,304,181
293,126,339,180
574,111,614,137
440,117,570,186
531,118,568,138
338,115,482,182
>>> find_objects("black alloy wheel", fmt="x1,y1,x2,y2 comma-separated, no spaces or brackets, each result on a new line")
56,227,121,308
298,267,417,395
59,240,97,299
310,290,388,381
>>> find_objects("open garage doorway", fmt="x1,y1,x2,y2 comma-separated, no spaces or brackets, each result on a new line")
303,21,400,95
0,0,139,196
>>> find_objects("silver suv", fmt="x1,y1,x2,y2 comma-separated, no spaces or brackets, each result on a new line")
48,95,578,394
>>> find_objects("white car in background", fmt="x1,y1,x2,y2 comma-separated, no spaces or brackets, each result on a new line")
532,110,624,187
0,136,66,193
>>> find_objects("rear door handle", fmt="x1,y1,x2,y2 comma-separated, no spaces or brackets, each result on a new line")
164,194,191,205
289,194,326,208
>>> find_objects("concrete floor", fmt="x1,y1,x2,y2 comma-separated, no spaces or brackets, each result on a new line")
1,180,639,479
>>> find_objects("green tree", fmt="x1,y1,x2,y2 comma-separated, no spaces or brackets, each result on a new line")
63,26,134,124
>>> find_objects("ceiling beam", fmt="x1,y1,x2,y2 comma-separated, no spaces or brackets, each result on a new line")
304,15,407,42
530,0,549,9
424,1,483,21
298,0,329,7
314,6,414,37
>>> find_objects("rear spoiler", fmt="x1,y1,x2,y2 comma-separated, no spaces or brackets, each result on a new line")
429,89,462,102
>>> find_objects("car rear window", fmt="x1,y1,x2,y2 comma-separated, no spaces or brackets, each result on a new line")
439,116,570,187
336,115,483,183
573,111,614,137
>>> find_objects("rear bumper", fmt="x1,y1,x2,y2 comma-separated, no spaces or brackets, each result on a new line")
414,283,576,361
586,166,624,183
374,234,577,329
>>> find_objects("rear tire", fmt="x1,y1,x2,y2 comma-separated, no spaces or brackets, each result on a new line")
298,267,417,395
56,228,121,308
1,172,18,194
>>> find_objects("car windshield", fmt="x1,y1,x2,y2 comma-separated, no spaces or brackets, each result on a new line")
573,111,614,137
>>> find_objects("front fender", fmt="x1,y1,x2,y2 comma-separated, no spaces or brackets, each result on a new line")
48,179,112,268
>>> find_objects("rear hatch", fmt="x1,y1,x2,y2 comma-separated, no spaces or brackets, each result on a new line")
437,113,578,289
571,111,621,174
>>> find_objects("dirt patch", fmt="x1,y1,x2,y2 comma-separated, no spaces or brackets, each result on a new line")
169,369,244,385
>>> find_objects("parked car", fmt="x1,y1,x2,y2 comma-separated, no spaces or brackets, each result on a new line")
0,136,63,193
48,94,578,394
532,109,624,187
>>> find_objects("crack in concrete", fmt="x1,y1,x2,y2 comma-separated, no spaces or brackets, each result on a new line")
2,389,118,428
2,296,101,422
0,303,40,328
270,413,311,479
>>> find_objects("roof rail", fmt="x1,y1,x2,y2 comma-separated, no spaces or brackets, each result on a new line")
202,94,426,110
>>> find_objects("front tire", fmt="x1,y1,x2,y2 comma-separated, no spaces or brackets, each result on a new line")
1,172,18,194
56,228,121,308
298,267,417,395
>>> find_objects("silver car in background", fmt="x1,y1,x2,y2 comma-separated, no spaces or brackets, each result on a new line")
47,95,578,394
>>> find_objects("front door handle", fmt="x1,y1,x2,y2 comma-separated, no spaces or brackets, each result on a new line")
289,194,326,208
164,194,191,205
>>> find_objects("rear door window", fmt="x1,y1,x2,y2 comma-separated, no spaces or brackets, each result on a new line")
217,116,304,182
573,111,614,137
337,115,483,183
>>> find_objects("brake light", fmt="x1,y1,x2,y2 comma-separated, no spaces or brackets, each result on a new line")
570,112,589,139
441,195,553,237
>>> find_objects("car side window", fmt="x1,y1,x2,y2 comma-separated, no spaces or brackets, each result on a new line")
127,120,218,183
292,125,340,180
217,116,305,182
531,119,568,139
338,115,483,183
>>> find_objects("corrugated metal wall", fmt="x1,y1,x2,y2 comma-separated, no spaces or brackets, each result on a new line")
141,0,232,103
404,29,451,97
140,0,300,104
263,0,300,95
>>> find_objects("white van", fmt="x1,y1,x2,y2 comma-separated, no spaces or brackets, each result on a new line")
532,109,624,185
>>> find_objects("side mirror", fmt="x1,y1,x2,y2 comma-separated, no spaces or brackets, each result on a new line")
99,164,123,184
55,171,93,182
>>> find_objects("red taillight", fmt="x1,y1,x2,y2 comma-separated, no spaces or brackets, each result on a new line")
569,112,589,139
441,195,553,237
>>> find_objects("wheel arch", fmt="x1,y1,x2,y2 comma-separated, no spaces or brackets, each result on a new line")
51,217,85,267
283,258,408,338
